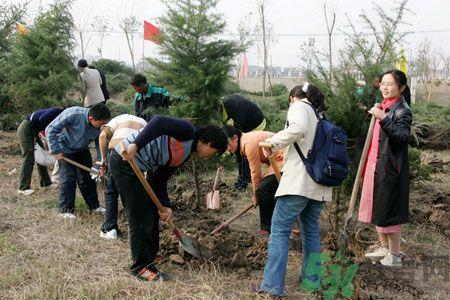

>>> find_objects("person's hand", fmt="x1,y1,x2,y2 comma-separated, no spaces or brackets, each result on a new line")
262,146,272,158
368,105,387,121
122,143,138,161
159,207,173,222
99,161,108,178
53,153,63,160
252,194,259,207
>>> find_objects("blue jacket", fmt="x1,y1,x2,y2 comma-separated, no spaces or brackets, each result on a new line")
45,107,100,154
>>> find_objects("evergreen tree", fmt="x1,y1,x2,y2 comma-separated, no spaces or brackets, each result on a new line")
148,0,243,126
5,0,76,113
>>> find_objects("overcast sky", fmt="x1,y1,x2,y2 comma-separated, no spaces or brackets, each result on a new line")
16,0,450,68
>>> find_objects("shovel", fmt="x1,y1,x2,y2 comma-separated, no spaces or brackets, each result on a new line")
121,146,203,259
206,165,222,209
210,144,282,235
61,156,107,181
338,115,376,251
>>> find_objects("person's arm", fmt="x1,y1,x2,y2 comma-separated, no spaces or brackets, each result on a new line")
99,127,113,164
243,142,263,206
379,108,412,145
133,115,195,150
265,103,308,149
134,93,143,117
79,73,87,101
151,167,177,207
45,112,76,156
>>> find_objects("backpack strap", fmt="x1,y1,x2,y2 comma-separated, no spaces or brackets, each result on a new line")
294,141,307,164
291,101,321,163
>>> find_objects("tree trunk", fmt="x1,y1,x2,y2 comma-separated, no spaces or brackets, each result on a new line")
79,31,85,59
125,31,135,73
260,4,267,97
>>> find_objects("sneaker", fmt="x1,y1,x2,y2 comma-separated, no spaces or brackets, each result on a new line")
17,189,35,196
100,229,118,240
364,246,388,260
59,213,76,219
137,268,169,282
92,207,106,214
380,253,402,267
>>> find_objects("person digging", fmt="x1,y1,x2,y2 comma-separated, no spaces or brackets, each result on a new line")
110,115,228,281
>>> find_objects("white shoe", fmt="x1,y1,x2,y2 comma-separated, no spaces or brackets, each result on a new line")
18,189,35,195
364,246,388,260
92,207,106,214
59,213,76,219
380,253,402,267
100,229,118,239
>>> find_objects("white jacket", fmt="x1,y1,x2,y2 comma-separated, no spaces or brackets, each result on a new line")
266,99,332,201
80,68,105,107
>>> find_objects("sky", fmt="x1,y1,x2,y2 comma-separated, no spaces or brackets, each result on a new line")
14,0,450,68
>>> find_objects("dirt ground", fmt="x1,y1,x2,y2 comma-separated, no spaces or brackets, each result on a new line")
0,130,449,299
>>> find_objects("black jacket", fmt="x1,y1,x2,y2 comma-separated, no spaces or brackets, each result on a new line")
222,94,264,132
372,97,412,226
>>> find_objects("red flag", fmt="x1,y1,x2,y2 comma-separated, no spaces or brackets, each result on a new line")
144,20,162,45
239,53,249,81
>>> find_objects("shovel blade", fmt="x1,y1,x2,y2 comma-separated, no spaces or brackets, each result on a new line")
179,234,203,258
206,191,220,209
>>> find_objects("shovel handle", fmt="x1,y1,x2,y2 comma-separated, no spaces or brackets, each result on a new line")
61,156,106,179
345,115,376,222
210,203,255,235
120,143,177,230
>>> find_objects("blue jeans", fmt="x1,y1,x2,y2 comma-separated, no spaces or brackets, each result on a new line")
260,195,323,296
59,149,99,213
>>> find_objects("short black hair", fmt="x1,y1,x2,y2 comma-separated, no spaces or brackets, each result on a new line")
130,73,147,86
77,59,88,68
88,103,111,120
223,125,242,138
196,125,228,155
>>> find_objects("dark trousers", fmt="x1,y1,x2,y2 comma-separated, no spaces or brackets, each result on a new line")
59,149,99,213
102,150,120,232
17,120,51,190
236,154,251,187
257,174,279,232
109,151,160,275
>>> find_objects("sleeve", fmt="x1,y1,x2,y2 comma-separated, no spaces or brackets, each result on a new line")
45,112,76,154
265,103,309,149
379,107,412,145
134,93,143,117
133,115,195,150
38,108,62,128
243,142,263,196
151,167,177,206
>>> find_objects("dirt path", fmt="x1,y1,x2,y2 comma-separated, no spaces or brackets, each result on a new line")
0,131,449,299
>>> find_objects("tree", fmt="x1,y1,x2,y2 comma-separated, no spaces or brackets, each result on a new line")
0,1,26,119
91,15,111,59
255,0,274,96
120,16,139,73
149,0,243,125
323,3,336,88
4,0,76,114
148,0,243,208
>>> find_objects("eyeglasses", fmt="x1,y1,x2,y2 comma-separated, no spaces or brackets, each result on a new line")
379,82,398,87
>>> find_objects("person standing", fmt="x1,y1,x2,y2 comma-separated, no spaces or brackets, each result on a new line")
224,126,283,234
88,65,110,102
256,84,332,297
221,94,266,189
17,106,65,195
46,103,111,219
78,59,105,107
111,115,227,281
130,74,171,121
98,114,147,239
359,69,412,267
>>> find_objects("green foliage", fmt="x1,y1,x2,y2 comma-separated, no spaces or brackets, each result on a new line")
90,58,133,76
2,0,76,115
273,93,289,110
408,147,432,182
249,94,287,132
148,0,243,126
412,102,450,124
223,79,241,94
122,86,136,103
268,83,288,96
107,73,130,95
0,113,21,131
105,100,133,118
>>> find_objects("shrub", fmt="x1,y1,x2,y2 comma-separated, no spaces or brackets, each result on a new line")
224,79,241,94
91,59,133,76
408,147,432,182
106,100,133,118
107,73,130,95
122,86,136,103
0,113,22,131
268,83,288,96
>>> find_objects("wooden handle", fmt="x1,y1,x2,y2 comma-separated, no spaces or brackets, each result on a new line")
211,165,222,192
258,141,272,148
345,115,376,221
62,156,96,174
210,203,254,234
268,157,281,182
